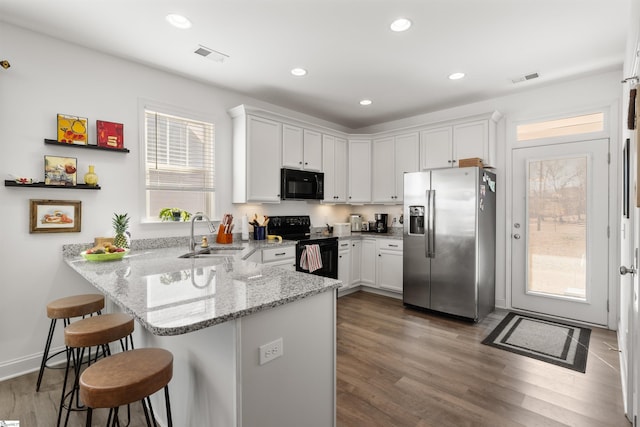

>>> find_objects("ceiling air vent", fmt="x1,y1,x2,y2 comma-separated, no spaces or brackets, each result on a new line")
194,45,229,63
511,72,539,84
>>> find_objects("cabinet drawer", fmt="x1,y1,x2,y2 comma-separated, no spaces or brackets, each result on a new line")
262,245,296,263
378,239,403,251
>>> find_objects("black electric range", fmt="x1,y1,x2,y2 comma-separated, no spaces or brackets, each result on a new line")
267,216,338,279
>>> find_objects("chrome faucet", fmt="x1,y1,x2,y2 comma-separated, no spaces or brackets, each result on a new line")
190,212,216,252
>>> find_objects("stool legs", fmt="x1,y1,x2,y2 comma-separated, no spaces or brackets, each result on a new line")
85,386,173,427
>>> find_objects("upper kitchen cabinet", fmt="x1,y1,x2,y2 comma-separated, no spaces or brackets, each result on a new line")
420,112,501,170
322,134,347,202
372,132,419,203
348,139,372,203
229,105,282,203
282,125,322,171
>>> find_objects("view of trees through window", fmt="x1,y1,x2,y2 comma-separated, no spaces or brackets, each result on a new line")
527,156,587,299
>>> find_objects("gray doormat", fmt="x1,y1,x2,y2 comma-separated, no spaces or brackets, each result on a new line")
482,312,591,373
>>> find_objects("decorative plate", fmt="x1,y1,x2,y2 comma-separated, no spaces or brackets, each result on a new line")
81,249,129,262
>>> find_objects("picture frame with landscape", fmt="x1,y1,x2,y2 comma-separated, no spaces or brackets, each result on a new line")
29,199,81,233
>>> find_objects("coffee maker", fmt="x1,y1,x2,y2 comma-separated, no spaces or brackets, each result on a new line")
374,213,388,233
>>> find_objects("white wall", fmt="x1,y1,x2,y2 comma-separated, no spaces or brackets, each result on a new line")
0,21,622,379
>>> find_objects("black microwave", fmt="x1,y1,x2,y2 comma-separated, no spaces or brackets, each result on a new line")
280,168,324,200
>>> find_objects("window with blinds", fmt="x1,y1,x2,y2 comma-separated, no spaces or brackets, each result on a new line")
144,110,215,220
516,112,604,141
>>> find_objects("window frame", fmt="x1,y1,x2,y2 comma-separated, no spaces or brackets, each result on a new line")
139,99,216,223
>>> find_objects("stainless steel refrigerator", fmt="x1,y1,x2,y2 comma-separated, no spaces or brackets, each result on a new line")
403,167,496,321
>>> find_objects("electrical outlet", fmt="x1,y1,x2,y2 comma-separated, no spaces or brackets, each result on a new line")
259,337,283,365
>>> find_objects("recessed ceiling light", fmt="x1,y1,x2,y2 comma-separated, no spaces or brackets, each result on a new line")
360,99,373,106
166,14,192,29
291,68,307,77
448,72,466,80
390,18,412,32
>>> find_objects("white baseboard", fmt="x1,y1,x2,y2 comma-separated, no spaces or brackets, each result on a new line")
0,345,66,382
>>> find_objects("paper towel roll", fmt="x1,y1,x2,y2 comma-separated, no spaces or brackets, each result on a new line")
241,215,249,241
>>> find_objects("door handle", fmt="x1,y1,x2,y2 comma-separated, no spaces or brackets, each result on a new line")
513,234,521,240
620,265,637,275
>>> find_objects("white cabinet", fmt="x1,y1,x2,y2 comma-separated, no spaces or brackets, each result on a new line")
322,135,347,202
420,114,499,170
230,106,282,203
420,127,452,170
376,239,403,293
348,139,371,203
261,245,296,271
283,125,322,171
350,240,361,286
453,120,488,164
338,240,351,290
372,132,419,203
360,238,377,287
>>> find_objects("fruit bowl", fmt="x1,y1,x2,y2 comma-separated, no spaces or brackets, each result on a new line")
81,249,129,262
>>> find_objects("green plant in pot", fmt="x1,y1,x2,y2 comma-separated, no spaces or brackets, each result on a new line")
159,208,191,222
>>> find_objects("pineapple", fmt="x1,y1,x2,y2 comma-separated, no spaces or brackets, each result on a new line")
112,213,130,248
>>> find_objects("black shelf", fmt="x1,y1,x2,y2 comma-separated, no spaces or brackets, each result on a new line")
44,139,130,153
4,180,101,190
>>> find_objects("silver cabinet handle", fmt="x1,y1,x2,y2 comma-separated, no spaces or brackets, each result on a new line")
275,252,287,256
513,234,521,239
620,265,637,275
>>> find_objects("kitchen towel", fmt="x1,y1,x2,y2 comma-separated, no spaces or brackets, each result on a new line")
299,244,323,273
628,88,636,130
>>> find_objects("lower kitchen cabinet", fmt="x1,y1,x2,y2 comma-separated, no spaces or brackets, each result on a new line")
350,240,361,286
360,238,377,287
338,240,351,289
376,239,403,293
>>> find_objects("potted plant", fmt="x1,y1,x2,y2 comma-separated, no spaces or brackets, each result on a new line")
159,208,191,222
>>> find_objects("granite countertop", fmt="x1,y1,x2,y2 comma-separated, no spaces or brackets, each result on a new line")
63,237,339,337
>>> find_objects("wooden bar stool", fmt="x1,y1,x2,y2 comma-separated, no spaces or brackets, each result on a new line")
37,294,105,392
80,348,174,427
57,312,135,427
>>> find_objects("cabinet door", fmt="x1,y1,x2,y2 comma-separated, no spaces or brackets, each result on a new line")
247,115,282,202
394,132,420,202
377,248,403,293
334,137,348,202
372,137,396,203
282,124,303,169
453,120,488,164
348,139,371,203
303,129,322,171
350,240,361,285
360,239,377,286
420,127,452,170
338,249,351,289
322,135,336,201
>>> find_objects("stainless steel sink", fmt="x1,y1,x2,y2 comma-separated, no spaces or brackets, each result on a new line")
179,248,245,258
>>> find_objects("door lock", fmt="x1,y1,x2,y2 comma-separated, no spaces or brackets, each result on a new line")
619,265,637,275
513,234,521,240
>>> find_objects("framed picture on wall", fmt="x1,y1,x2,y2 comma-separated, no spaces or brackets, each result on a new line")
29,199,82,233
57,114,88,145
97,120,124,149
44,155,77,186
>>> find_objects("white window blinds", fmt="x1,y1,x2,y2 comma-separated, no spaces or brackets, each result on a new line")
144,110,215,219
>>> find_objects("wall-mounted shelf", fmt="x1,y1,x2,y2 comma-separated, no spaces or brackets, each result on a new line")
4,180,101,190
44,139,130,153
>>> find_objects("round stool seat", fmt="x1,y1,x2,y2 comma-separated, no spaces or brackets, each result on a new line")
80,348,174,409
64,313,134,349
47,294,105,319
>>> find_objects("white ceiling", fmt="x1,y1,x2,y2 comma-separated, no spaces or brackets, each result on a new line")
0,0,631,129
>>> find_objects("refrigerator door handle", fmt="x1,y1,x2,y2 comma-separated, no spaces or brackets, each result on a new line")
429,189,436,257
425,190,431,258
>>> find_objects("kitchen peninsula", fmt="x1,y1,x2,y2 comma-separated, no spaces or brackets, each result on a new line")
63,238,340,427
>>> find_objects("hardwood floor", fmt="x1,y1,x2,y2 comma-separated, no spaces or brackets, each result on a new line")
337,291,630,427
1,291,630,426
